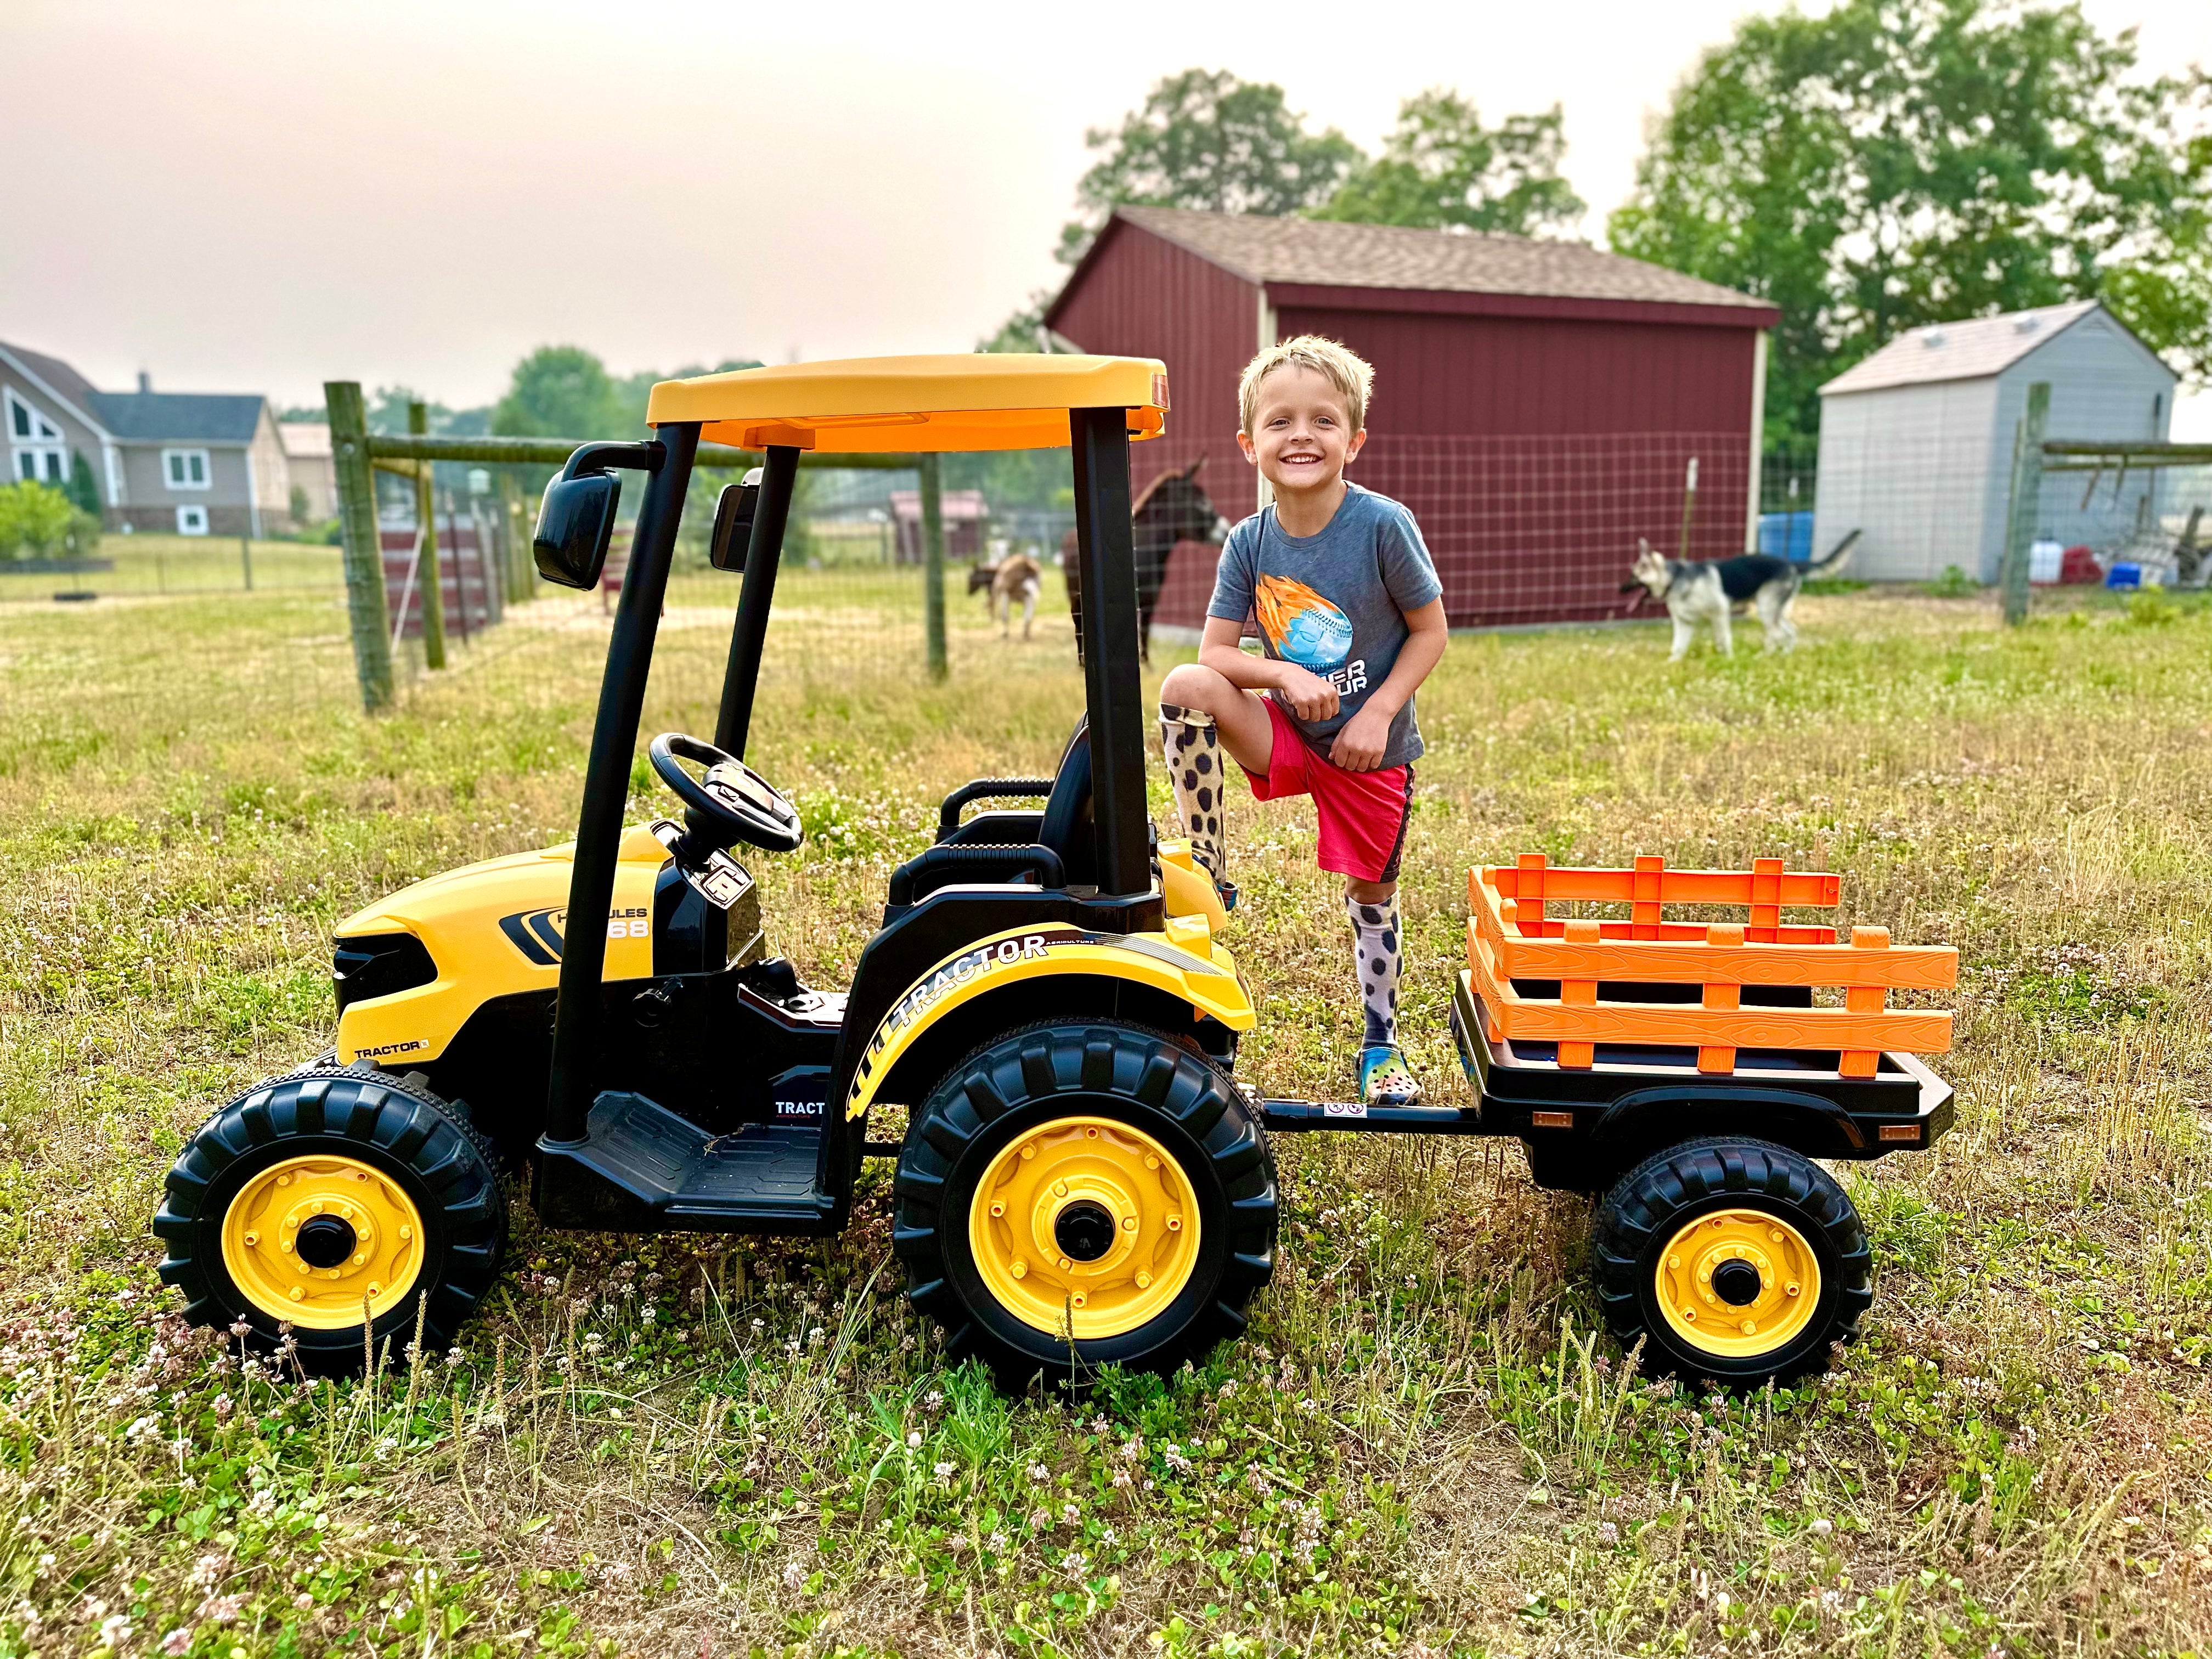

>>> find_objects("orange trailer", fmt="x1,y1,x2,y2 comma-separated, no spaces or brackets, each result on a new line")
1270,851,1957,1386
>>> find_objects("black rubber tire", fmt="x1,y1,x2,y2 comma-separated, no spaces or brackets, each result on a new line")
154,1065,507,1375
893,1020,1277,1389
1590,1136,1871,1389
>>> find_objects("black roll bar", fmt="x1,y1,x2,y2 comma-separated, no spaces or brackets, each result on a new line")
715,444,801,757
542,422,702,1149
1069,408,1150,898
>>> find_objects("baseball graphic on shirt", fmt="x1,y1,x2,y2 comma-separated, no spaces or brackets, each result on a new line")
1254,574,1353,669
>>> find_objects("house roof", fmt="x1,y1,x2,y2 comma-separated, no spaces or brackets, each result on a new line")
1818,300,2170,396
85,390,267,443
0,340,108,429
1085,207,1775,314
280,420,332,459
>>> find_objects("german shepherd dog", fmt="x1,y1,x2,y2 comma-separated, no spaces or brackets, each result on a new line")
1623,530,1860,659
968,551,1043,640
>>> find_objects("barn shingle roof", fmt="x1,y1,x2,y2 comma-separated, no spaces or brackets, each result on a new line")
1109,207,1773,312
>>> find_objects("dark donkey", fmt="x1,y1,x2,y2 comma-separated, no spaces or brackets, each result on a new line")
1063,456,1231,664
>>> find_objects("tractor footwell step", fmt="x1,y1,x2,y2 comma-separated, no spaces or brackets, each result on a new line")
1259,1099,1483,1134
534,1091,835,1233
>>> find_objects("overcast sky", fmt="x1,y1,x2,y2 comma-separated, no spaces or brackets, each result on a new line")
4,0,2208,424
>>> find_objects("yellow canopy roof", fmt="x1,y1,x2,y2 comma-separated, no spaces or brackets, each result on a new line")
644,353,1169,454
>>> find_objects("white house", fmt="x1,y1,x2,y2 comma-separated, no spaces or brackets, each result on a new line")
1812,301,2177,582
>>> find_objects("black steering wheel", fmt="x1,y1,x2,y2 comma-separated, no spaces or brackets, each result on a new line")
648,732,804,856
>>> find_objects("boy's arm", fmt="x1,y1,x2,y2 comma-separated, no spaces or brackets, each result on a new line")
1327,598,1448,771
1197,617,1341,721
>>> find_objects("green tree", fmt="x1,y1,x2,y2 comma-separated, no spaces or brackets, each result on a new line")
0,481,97,558
492,347,624,439
65,450,102,518
1059,69,1360,263
1316,92,1585,235
1609,0,2212,441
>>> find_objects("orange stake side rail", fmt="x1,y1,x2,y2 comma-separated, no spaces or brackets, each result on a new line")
1465,855,1956,1077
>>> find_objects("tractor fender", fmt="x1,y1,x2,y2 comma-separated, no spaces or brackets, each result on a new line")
844,923,1254,1120
1583,1083,1869,1169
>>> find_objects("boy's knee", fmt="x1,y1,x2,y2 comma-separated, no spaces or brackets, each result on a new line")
1159,662,1228,711
1345,877,1396,906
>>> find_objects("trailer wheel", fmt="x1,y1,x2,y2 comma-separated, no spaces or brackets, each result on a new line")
1591,1136,1869,1387
154,1066,506,1375
894,1020,1277,1387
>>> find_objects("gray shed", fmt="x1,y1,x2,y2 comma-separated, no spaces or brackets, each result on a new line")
1812,301,2177,582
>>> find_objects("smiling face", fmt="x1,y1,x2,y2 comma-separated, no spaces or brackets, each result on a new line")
1237,364,1365,498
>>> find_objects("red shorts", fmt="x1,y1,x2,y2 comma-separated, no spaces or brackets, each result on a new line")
1240,697,1415,883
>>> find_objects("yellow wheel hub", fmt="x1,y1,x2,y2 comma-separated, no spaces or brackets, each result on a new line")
1654,1209,1821,1359
968,1116,1200,1340
220,1154,425,1330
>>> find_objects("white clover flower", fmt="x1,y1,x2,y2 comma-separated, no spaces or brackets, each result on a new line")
906,1430,922,1448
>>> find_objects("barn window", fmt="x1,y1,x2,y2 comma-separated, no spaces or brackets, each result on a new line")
163,448,211,489
176,504,208,535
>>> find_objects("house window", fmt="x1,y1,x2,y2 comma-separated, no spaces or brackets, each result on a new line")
163,448,212,490
176,504,209,535
5,388,67,486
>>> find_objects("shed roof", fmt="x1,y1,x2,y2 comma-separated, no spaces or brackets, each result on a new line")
85,390,267,443
1088,207,1774,314
1818,301,2170,396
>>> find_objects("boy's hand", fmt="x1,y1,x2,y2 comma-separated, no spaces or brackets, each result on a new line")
1329,705,1392,771
1273,665,1339,722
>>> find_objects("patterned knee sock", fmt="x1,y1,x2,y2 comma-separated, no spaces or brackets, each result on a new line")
1158,703,1226,884
1347,894,1403,1047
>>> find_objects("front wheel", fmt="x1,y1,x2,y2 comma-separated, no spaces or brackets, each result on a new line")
893,1021,1277,1387
1591,1136,1870,1388
154,1065,507,1374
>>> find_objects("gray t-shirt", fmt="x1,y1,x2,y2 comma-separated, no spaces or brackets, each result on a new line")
1207,483,1443,769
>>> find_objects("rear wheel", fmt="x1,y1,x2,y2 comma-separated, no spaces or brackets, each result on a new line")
893,1020,1277,1387
1591,1136,1869,1387
154,1066,506,1374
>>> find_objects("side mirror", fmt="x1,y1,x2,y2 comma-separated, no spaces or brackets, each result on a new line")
533,471,621,589
709,468,764,572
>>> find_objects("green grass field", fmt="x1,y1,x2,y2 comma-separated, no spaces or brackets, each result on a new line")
0,535,346,603
2,572,2209,1657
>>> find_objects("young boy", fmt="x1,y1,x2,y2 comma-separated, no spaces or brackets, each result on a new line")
1158,337,1448,1108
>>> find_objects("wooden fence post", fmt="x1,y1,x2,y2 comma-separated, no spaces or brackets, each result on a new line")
920,450,947,680
409,403,449,669
2000,381,2050,625
324,381,394,712
499,471,532,605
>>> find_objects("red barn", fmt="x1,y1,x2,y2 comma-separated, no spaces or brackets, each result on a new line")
1045,207,1779,630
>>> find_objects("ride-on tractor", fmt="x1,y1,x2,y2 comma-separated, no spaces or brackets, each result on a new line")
154,356,1957,1389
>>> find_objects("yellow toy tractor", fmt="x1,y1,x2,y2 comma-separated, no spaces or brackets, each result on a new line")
153,356,1954,1390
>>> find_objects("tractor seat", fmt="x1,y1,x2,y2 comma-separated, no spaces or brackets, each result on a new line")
930,717,1096,888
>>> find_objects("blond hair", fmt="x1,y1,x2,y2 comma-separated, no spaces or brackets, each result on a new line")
1238,335,1374,433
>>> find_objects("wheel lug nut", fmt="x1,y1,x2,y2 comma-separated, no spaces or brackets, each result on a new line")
1070,1293,1087,1307
1165,1216,1182,1232
1053,1181,1068,1197
1741,1319,1757,1335
990,1202,1005,1217
279,1240,294,1254
1667,1254,1680,1269
289,1287,303,1301
244,1231,259,1246
1011,1261,1026,1279
398,1227,410,1241
353,1253,367,1266
1020,1145,1036,1161
1144,1156,1159,1170
1682,1307,1698,1321
368,1281,382,1294
1058,1258,1071,1271
1122,1216,1138,1232
1136,1271,1152,1288
1785,1282,1802,1297
275,1175,290,1188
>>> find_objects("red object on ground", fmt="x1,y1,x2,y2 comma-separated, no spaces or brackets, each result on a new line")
2058,545,2102,585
